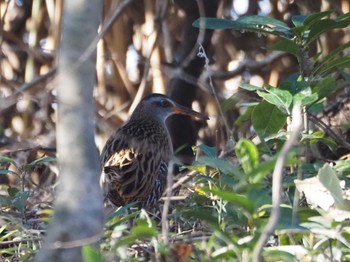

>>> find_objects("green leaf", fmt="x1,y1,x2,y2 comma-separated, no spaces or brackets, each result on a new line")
208,188,255,213
82,245,106,262
269,39,301,58
197,144,217,157
193,16,293,39
257,88,292,115
197,156,243,178
303,10,333,26
0,169,18,176
248,157,277,183
183,208,221,230
312,77,344,100
318,55,350,77
293,92,318,107
11,191,29,214
315,42,350,70
0,195,11,206
0,156,17,166
301,131,337,151
306,18,350,45
292,15,307,27
263,249,298,261
252,101,287,138
23,156,57,171
279,76,309,95
239,82,263,91
131,219,157,239
221,96,237,113
235,139,259,174
318,165,350,211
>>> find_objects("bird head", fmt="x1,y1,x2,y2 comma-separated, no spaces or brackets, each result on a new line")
132,93,209,123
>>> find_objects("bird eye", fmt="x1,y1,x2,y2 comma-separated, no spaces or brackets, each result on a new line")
160,99,172,107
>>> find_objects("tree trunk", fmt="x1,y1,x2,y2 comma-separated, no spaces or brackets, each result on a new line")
34,1,103,261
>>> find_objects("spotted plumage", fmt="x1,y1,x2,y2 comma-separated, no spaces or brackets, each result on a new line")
100,94,208,210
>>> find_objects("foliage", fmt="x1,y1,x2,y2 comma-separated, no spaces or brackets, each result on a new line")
1,4,350,262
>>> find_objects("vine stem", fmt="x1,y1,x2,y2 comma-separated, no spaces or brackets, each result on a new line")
252,102,302,262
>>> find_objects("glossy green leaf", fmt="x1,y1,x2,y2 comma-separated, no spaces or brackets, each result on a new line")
257,88,292,115
318,165,350,211
307,18,350,45
193,16,293,39
82,245,106,262
252,101,287,138
239,82,263,91
235,139,259,174
292,15,307,27
269,39,301,58
303,10,333,26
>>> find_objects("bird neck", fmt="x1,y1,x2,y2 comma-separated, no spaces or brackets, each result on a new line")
123,113,170,141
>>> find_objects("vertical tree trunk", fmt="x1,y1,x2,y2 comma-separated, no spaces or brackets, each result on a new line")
34,1,103,261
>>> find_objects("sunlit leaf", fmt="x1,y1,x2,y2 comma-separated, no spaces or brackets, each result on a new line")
318,165,350,211
239,82,263,91
235,139,259,175
82,245,106,262
257,88,292,115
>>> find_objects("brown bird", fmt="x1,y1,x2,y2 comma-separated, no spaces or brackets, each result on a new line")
100,93,208,210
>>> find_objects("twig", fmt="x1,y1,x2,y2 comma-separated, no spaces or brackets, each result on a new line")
203,51,286,81
161,161,174,246
0,237,43,247
0,67,57,111
42,232,103,249
252,103,302,262
77,0,136,66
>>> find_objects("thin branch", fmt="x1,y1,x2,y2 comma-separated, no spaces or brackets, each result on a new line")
161,161,174,246
203,51,286,81
253,103,302,262
77,0,136,66
0,237,43,247
0,67,57,111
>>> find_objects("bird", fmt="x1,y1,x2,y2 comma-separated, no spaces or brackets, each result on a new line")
100,93,208,210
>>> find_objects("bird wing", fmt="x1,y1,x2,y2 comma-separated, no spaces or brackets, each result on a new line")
100,136,157,204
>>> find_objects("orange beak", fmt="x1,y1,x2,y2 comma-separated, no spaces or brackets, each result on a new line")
172,103,209,121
